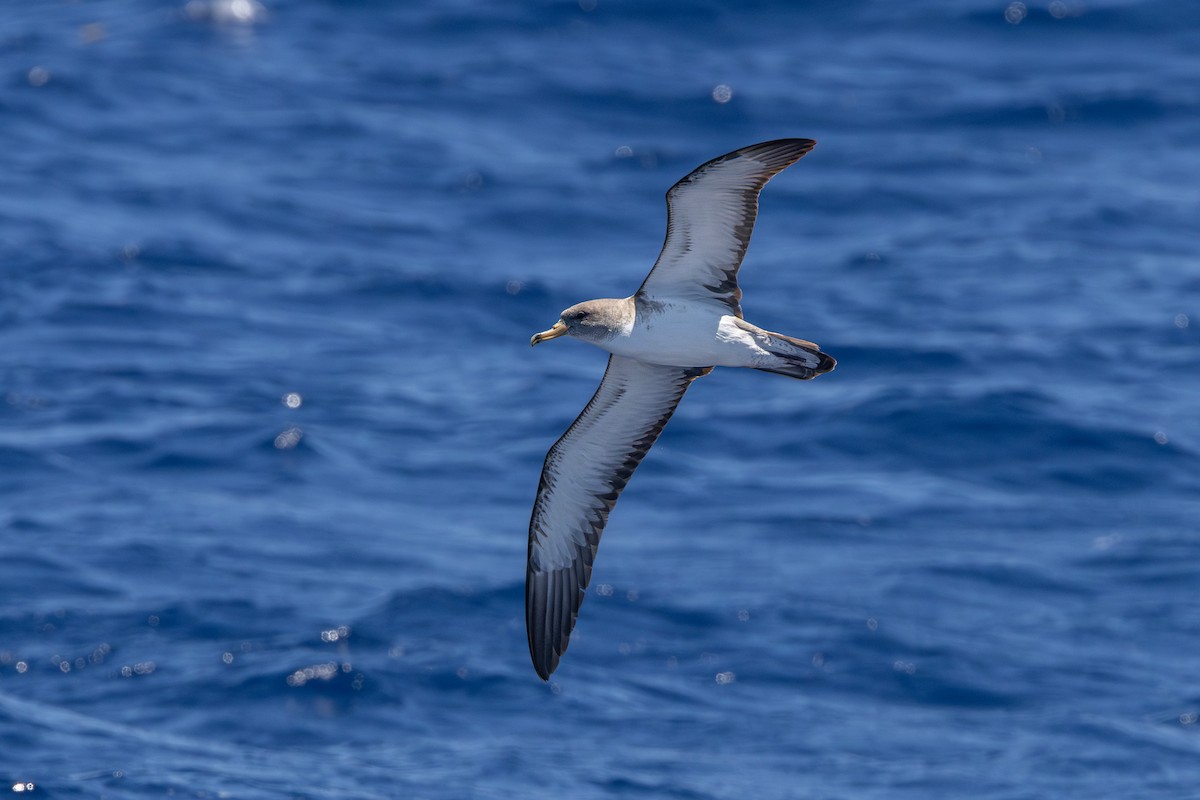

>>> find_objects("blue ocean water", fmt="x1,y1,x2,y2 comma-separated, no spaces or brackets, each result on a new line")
3,0,1199,796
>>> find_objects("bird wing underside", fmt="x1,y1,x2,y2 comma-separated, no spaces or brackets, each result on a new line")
636,138,816,317
526,355,710,679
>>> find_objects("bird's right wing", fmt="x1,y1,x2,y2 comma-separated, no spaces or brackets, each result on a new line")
527,355,710,680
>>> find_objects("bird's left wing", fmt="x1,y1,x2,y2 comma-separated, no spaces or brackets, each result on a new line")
637,138,816,317
527,355,710,680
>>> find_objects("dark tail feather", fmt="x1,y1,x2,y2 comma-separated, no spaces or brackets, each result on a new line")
754,349,836,380
754,330,837,381
732,321,835,380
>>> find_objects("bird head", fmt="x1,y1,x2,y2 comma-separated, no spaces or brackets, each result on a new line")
530,301,619,346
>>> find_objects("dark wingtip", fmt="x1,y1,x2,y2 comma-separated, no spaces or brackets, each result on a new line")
776,137,817,150
531,643,557,681
743,137,817,163
672,138,819,197
527,565,569,681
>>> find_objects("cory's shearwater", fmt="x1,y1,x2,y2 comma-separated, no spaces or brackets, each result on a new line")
527,139,835,680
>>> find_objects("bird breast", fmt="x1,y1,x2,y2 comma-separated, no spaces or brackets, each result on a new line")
601,305,766,368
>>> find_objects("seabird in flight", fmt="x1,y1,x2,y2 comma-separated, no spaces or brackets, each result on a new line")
527,139,835,680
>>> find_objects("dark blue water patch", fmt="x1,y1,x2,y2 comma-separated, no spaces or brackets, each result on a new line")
936,100,1079,129
105,239,253,276
960,0,1200,34
922,559,1092,598
1076,536,1200,591
821,387,1188,491
830,343,970,373
988,93,1177,129
883,664,1017,709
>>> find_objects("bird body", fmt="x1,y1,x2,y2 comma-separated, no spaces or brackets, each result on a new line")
526,139,834,679
552,295,828,373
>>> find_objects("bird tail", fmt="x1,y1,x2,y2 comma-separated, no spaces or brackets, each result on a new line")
753,330,836,381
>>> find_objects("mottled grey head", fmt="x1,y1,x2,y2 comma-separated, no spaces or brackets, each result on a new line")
530,299,632,347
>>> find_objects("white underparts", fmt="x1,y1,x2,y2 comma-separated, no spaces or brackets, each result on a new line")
597,303,791,369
